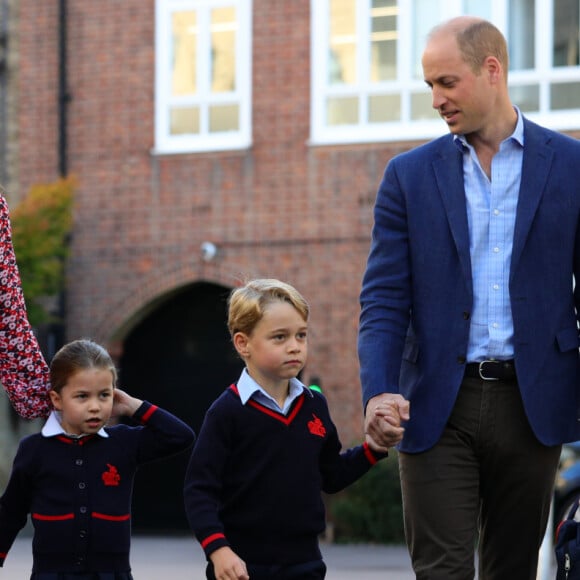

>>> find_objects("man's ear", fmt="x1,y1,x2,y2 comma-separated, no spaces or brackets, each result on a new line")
233,332,250,358
49,390,62,410
484,55,502,84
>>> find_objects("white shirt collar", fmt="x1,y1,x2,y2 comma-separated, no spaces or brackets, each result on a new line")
455,105,524,150
236,367,312,410
41,410,109,438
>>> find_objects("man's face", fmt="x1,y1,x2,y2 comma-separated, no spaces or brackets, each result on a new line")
422,33,493,136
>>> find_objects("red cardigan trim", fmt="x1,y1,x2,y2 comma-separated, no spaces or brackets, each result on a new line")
92,512,131,521
201,532,226,548
141,404,158,422
32,513,74,521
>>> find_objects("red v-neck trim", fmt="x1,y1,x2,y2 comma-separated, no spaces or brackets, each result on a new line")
229,384,305,426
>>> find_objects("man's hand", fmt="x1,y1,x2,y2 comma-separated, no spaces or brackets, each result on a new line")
364,393,410,453
210,546,249,580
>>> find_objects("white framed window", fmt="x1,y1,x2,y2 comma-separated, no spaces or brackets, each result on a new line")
311,0,580,145
155,0,252,154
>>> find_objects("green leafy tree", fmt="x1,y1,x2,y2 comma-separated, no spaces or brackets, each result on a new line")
329,451,405,544
11,178,74,326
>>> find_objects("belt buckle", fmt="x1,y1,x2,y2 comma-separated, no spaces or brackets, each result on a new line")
478,360,500,381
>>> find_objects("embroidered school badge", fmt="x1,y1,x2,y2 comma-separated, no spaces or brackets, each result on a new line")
101,464,121,486
307,414,326,437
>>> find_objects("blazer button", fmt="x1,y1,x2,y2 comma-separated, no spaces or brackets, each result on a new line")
463,311,470,320
457,356,466,364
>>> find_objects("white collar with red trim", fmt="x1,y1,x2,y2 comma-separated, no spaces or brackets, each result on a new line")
237,368,312,415
41,410,109,439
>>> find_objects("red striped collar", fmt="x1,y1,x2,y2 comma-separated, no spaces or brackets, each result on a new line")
229,384,306,426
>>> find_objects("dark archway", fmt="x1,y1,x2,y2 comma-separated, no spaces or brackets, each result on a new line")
119,281,243,532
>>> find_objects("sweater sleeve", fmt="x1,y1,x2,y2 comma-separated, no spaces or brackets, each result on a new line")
0,437,37,566
0,195,51,420
131,401,195,464
183,400,232,559
317,397,388,494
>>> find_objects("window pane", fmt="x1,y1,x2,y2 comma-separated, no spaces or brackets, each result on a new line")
463,0,491,19
209,104,239,132
329,0,357,84
551,82,580,109
509,85,539,112
368,94,400,122
370,0,397,81
509,0,535,70
326,96,359,125
170,106,200,134
411,91,438,120
211,7,237,92
412,0,446,79
172,11,197,96
553,0,579,67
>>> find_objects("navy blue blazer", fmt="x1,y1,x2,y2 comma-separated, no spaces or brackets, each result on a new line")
358,118,580,453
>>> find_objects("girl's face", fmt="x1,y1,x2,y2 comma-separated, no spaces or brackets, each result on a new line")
235,300,308,392
49,368,115,435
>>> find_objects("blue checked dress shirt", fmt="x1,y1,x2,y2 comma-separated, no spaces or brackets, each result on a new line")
455,108,524,363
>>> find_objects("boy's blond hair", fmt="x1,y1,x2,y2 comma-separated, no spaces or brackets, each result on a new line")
227,278,309,337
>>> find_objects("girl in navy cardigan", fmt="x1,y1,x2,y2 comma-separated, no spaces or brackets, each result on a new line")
0,338,195,579
184,279,401,580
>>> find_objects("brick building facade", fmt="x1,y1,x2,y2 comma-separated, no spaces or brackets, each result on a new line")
8,1,404,458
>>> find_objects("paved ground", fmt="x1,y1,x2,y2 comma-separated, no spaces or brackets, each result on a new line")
5,534,557,579
5,535,415,579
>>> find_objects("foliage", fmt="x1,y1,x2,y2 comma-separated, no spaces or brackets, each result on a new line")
328,450,406,544
10,177,75,325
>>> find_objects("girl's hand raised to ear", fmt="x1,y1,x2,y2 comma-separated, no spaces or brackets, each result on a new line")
111,388,143,418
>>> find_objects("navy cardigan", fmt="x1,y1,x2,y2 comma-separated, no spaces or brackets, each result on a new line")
0,401,195,574
184,385,387,566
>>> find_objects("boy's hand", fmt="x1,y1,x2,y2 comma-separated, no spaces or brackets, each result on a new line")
210,546,249,579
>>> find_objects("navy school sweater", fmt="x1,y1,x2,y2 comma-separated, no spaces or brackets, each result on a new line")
183,385,387,566
0,402,195,574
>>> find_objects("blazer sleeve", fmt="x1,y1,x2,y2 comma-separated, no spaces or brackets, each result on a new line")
358,158,412,409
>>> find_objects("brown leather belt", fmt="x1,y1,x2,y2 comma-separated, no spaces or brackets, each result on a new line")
464,359,516,381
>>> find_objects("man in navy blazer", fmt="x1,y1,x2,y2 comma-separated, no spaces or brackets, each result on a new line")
358,15,580,579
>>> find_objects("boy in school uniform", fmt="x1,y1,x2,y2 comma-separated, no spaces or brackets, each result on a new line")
184,279,402,580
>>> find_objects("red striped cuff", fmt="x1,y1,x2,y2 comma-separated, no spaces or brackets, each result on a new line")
200,532,226,549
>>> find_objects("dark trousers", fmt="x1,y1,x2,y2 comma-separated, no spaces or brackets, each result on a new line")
206,559,326,580
399,375,561,580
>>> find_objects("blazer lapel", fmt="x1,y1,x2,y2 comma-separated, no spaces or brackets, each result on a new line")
511,122,554,275
432,141,472,285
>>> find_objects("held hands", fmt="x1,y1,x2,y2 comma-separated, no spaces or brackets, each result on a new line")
364,393,410,453
111,388,143,419
210,546,249,580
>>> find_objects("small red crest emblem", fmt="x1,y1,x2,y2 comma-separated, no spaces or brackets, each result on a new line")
102,464,121,486
307,414,326,437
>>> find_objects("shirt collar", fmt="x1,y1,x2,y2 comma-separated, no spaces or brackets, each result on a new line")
42,410,109,439
236,367,312,406
454,105,524,151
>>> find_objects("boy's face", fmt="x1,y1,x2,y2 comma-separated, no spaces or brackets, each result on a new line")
234,300,308,392
49,368,115,435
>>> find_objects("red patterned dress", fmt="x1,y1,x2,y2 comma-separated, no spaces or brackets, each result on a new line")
0,195,51,419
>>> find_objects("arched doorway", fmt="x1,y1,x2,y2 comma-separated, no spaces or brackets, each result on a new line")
119,281,243,532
